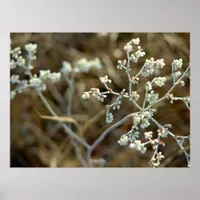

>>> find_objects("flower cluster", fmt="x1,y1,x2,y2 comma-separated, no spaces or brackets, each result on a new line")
99,75,112,84
118,135,129,146
130,140,147,154
151,152,165,167
106,111,114,124
82,37,190,167
146,91,159,105
153,77,166,87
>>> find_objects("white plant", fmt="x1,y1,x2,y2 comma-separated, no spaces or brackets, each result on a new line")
83,37,190,167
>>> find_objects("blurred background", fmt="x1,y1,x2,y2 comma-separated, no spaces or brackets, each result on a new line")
10,33,190,167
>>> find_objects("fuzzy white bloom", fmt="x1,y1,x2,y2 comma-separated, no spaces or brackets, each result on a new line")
131,38,140,45
117,60,126,69
134,48,146,62
140,118,150,129
29,75,46,91
113,100,121,110
174,71,182,78
61,61,72,75
140,111,153,129
10,75,20,84
131,91,140,101
11,47,22,59
156,152,164,161
130,140,147,154
29,75,42,88
17,56,25,66
39,70,51,81
172,58,183,70
99,75,112,84
146,90,159,105
157,127,168,138
48,72,61,83
179,80,185,87
145,81,152,91
10,60,17,69
91,88,106,102
82,92,90,99
133,113,141,127
155,59,165,68
118,135,129,146
25,43,37,52
144,131,153,139
106,112,114,123
75,58,91,73
141,111,152,119
16,80,28,93
141,58,155,77
10,91,16,100
124,43,133,53
89,58,102,70
154,77,166,87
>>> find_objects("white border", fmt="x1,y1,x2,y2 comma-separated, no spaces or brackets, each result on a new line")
1,0,199,199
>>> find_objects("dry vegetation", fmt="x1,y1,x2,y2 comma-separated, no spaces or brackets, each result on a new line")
10,33,190,167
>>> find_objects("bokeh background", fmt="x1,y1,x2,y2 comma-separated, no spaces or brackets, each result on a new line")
10,33,190,167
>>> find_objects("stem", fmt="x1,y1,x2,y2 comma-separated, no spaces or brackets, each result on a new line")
37,91,90,149
87,113,133,160
67,71,75,120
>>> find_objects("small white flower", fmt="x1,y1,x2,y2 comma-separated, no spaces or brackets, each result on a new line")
124,43,133,53
61,61,72,75
118,135,129,146
16,80,28,93
179,80,185,87
146,90,159,105
134,49,145,62
130,140,147,154
39,70,51,81
131,91,140,101
113,100,121,110
10,91,16,100
99,75,112,84
153,77,166,87
155,59,165,68
10,60,17,69
25,43,37,52
144,131,153,139
131,38,140,45
133,113,141,127
89,58,102,70
29,75,42,88
48,72,61,83
82,92,90,99
17,56,25,66
156,152,164,161
142,58,155,77
157,127,168,138
145,81,152,91
172,58,183,70
174,71,182,78
140,118,150,129
106,111,114,123
10,75,20,84
91,88,106,102
75,58,91,73
11,47,22,59
117,60,124,70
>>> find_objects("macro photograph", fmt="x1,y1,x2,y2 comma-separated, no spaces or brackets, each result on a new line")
10,33,190,168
